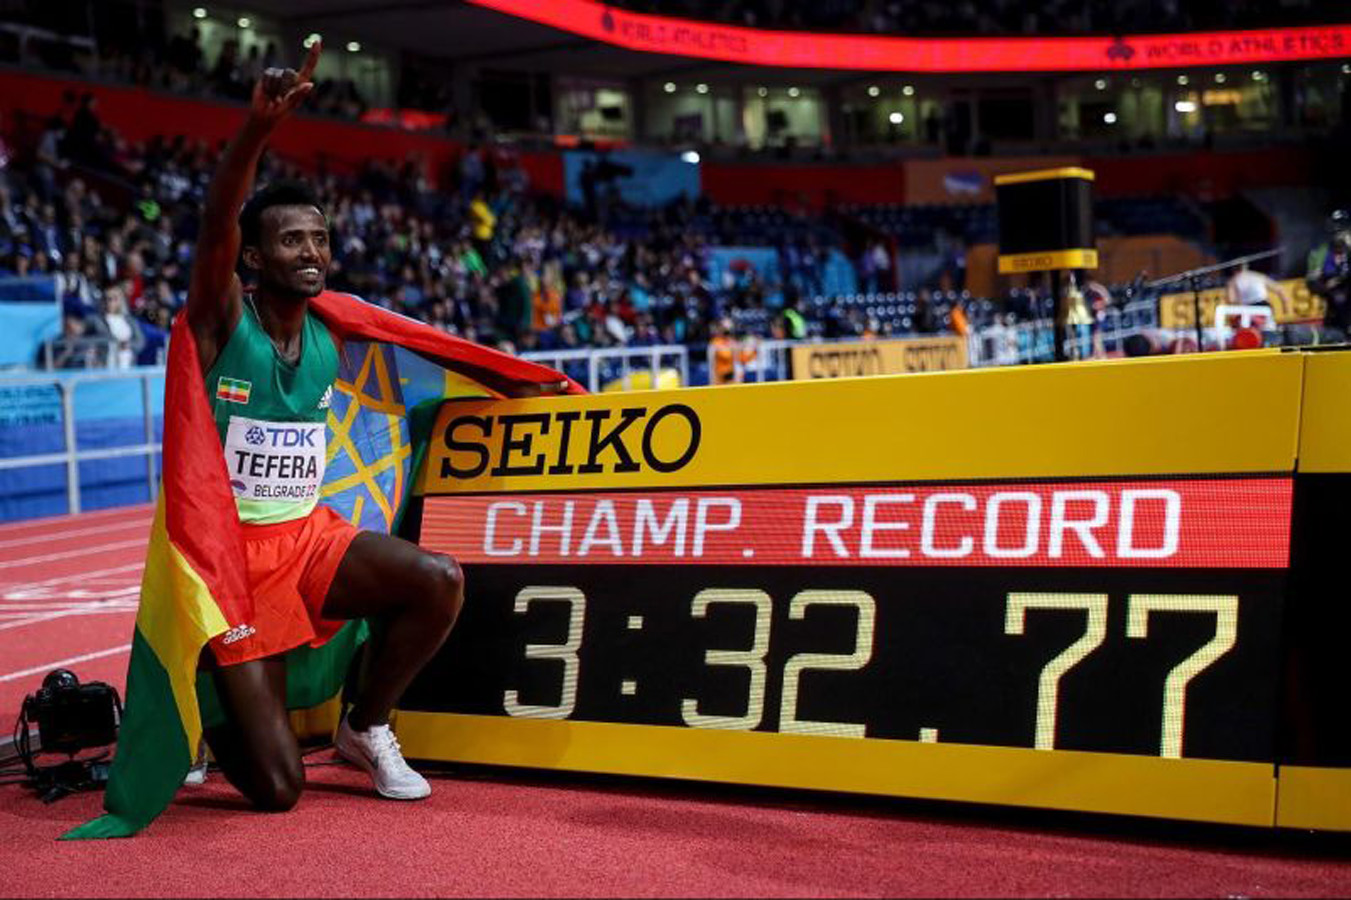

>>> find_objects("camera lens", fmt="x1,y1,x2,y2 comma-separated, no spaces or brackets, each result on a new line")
41,669,80,691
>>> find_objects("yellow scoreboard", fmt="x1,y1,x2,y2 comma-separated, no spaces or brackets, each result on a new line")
391,349,1351,829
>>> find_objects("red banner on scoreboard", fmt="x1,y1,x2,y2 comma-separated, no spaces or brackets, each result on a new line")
468,0,1351,73
421,477,1291,568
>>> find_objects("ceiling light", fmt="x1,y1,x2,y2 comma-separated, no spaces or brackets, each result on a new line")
788,87,800,97
192,7,207,18
888,111,904,125
867,85,880,97
1252,70,1265,81
695,83,709,94
757,86,768,97
1103,112,1117,124
1177,74,1189,85
237,16,250,28
346,41,361,52
902,85,915,96
680,151,700,164
1094,78,1107,90
1174,100,1198,113
1214,72,1226,83
663,82,676,93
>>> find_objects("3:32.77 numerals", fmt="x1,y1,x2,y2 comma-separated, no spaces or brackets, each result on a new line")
501,585,1238,758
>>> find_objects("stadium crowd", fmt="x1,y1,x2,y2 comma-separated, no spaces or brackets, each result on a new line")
12,80,1294,382
2,94,921,373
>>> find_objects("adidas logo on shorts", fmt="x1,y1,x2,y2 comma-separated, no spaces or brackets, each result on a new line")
221,623,257,645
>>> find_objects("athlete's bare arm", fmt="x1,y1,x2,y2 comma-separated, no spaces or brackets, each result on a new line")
188,40,321,374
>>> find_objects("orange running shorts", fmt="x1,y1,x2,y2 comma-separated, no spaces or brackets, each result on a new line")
208,504,362,667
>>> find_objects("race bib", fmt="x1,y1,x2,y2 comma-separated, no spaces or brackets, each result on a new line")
223,416,326,503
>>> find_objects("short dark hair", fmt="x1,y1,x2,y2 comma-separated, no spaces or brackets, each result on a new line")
239,180,325,249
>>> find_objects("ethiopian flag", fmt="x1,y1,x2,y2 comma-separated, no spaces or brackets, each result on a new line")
63,291,578,839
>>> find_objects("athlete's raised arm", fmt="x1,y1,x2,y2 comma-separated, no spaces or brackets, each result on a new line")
188,39,321,373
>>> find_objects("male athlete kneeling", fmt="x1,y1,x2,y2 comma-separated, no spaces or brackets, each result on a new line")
187,40,458,807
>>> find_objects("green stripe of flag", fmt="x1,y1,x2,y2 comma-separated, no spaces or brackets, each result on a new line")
61,629,191,840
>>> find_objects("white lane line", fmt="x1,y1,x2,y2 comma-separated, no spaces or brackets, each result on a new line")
0,518,151,551
0,604,136,632
0,602,135,616
0,504,153,534
0,613,133,631
0,603,137,613
0,644,132,683
2,574,143,600
0,597,138,611
0,586,139,602
0,539,148,570
0,562,144,591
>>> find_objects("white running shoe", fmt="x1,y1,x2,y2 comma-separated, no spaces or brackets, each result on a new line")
183,739,209,786
334,717,431,800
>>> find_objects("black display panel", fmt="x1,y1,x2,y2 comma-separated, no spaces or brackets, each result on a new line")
1283,473,1351,766
997,176,1094,256
400,563,1284,764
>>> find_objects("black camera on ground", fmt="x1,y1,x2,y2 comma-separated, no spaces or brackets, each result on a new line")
21,668,121,755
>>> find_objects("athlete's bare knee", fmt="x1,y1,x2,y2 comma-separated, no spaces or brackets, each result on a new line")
414,552,463,628
249,759,304,812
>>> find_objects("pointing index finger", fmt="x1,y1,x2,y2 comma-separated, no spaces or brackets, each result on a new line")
298,39,322,82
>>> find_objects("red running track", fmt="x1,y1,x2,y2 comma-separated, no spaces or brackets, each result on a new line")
0,505,150,731
4,759,1351,897
2,506,1350,897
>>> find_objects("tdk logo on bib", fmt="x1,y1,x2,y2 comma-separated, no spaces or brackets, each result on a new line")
248,425,320,448
223,416,326,502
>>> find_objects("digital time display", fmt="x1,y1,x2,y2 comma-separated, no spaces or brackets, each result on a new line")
401,477,1291,764
391,351,1333,828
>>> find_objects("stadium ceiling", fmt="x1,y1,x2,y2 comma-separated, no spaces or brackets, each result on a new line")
241,1,900,87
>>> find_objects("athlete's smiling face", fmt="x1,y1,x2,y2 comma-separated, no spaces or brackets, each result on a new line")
244,204,331,299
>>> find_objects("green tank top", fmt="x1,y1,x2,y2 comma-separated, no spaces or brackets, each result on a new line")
205,300,339,524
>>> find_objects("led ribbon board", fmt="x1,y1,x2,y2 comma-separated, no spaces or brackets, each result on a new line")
391,350,1351,827
468,0,1351,73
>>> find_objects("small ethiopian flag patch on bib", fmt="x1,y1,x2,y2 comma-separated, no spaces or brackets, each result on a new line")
216,377,251,404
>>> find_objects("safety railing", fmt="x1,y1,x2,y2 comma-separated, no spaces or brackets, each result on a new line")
0,368,164,516
37,337,121,371
698,299,1162,379
965,299,1161,368
522,345,690,392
